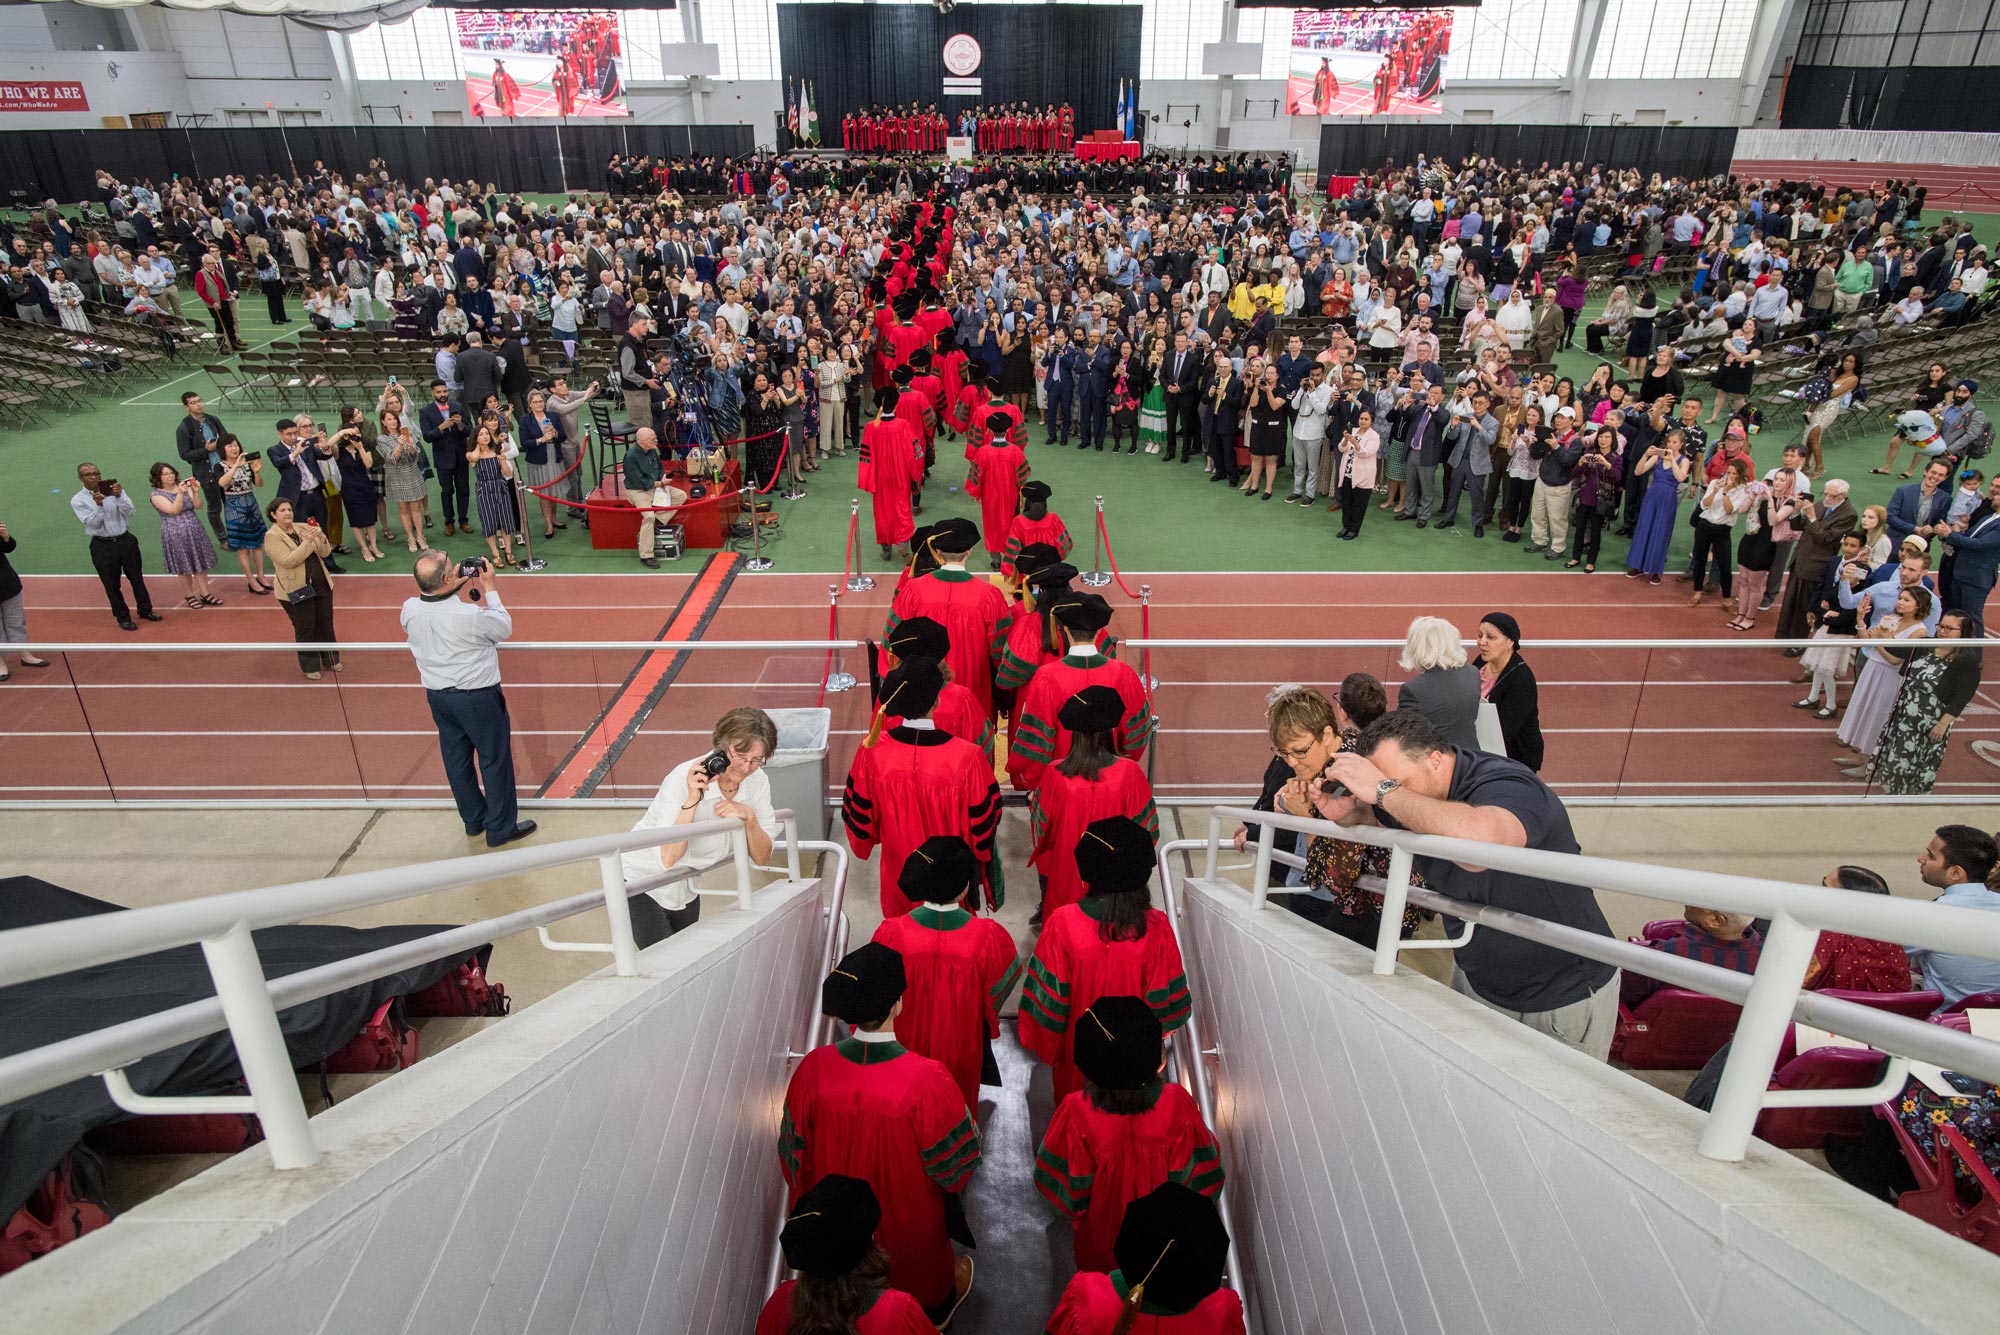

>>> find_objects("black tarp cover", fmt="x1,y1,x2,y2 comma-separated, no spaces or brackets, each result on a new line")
0,877,488,1219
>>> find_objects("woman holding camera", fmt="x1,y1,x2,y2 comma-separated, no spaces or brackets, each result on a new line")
621,707,782,948
148,462,220,609
1622,428,1694,583
263,498,339,679
213,437,271,593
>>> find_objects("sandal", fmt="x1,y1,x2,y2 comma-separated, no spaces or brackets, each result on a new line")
1584,564,1595,574
1869,468,1891,475
200,594,223,607
184,596,203,609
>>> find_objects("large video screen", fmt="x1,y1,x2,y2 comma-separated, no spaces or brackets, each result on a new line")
1286,9,1453,118
455,9,629,119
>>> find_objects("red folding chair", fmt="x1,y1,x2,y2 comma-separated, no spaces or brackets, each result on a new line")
1887,1115,2000,1255
1613,988,1743,1070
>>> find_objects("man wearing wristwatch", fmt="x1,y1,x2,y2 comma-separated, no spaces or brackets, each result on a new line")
1310,709,1621,1060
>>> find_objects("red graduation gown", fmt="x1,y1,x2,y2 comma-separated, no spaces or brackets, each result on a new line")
1008,651,1156,791
967,442,1030,560
779,1037,982,1311
1001,511,1074,576
995,614,1117,694
1035,1084,1225,1273
887,678,993,760
873,905,1024,1108
1019,902,1191,1104
949,385,991,438
859,416,922,545
842,725,1001,917
756,1282,934,1335
1029,759,1159,920
886,568,1012,718
1045,1272,1247,1335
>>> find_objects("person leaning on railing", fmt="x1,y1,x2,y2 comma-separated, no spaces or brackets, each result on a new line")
1312,709,1621,1061
620,708,780,950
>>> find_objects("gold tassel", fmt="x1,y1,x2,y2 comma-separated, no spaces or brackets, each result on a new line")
862,681,905,749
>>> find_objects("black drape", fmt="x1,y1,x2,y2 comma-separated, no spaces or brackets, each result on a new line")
777,3,1141,141
1317,123,1740,182
1781,65,2000,131
0,124,755,204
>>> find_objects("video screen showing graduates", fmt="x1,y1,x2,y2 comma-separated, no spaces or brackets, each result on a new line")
455,9,630,119
1286,8,1451,118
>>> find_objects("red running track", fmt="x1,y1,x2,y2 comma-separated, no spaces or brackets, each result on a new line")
5,568,1997,802
1729,158,2000,209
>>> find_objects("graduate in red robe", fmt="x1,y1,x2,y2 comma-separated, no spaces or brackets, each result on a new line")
1034,996,1224,1273
1044,1183,1245,1335
884,517,1012,719
1019,817,1191,1104
995,559,1081,693
780,944,979,1323
872,836,1023,1109
906,349,947,469
842,655,1002,915
947,366,994,437
1001,481,1075,576
1059,103,1075,151
880,616,994,759
967,409,1031,571
935,345,970,436
1030,686,1160,922
859,390,922,560
1008,593,1156,791
756,1175,935,1335
880,294,936,375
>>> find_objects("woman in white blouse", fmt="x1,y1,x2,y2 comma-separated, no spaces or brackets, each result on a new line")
621,707,783,948
1687,458,1754,608
1364,289,1404,363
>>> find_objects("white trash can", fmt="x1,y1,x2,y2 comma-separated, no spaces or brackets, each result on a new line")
762,707,831,845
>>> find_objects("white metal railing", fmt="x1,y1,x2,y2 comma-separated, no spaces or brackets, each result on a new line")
11,637,2000,653
1184,806,2000,1163
0,811,846,1173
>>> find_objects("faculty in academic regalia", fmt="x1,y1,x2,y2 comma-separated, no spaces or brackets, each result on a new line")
1008,593,1156,791
969,409,1032,571
1020,817,1191,1104
1002,481,1075,578
881,615,994,760
859,389,923,560
884,517,1012,719
1044,1183,1246,1335
780,944,980,1324
1030,687,1160,924
842,656,1003,915
754,1176,935,1335
1034,996,1224,1274
872,836,1023,1109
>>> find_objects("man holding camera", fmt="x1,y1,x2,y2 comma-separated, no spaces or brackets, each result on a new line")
402,550,535,848
72,462,159,631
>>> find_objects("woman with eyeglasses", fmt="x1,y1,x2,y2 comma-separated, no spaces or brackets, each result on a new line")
621,707,781,948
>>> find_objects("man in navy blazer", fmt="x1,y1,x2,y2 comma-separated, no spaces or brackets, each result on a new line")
1886,459,1955,549
1942,475,2000,616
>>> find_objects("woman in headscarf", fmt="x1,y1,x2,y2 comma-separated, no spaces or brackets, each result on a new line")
1473,612,1543,771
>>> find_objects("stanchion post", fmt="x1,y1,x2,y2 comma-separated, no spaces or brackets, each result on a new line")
825,583,856,693
746,484,774,572
846,498,875,591
1138,583,1157,692
1081,494,1111,588
513,478,549,572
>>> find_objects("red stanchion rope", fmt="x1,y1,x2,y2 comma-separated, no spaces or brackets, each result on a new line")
521,428,789,515
816,595,840,710
1094,509,1141,599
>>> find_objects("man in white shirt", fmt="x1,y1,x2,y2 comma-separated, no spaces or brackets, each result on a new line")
622,707,782,948
73,462,159,631
401,552,535,847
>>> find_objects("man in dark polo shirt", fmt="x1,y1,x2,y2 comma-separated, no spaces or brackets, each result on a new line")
1312,709,1620,1059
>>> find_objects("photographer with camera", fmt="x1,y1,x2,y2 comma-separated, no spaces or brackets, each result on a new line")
402,550,535,848
622,708,780,947
72,461,159,631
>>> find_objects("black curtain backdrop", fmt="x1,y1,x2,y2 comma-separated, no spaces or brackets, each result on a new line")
776,3,1142,141
1317,123,1740,182
1781,65,2000,132
0,124,754,207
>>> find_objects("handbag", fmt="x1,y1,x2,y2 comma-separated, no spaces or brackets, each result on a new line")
285,584,318,605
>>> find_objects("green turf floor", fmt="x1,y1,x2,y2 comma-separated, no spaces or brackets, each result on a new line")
4,239,1987,579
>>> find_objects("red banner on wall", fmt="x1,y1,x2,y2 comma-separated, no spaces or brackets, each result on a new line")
0,81,90,112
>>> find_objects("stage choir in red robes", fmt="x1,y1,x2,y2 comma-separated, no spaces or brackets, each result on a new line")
841,102,1074,153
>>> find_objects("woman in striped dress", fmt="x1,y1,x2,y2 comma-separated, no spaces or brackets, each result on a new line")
516,390,569,540
467,424,518,568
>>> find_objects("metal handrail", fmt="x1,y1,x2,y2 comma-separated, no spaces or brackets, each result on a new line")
1157,837,1253,1325
0,811,828,1173
1198,805,2000,1162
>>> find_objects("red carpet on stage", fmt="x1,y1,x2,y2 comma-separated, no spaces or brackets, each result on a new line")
1075,140,1140,162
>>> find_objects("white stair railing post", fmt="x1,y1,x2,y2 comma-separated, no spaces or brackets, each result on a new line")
783,817,803,884
200,920,318,1169
1697,912,1820,1162
731,824,754,910
1372,845,1416,975
1203,809,1223,881
598,853,640,977
1249,818,1276,910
